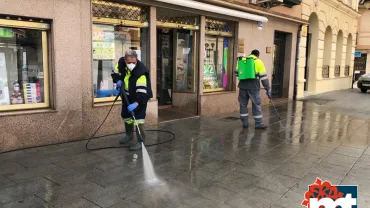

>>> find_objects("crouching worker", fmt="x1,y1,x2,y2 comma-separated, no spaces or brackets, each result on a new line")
111,50,153,151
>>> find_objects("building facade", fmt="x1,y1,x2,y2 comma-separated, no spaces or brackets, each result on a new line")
355,0,370,80
296,0,360,97
0,0,304,152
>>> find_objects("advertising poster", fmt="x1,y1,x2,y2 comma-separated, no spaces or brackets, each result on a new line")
222,38,228,89
92,24,115,60
0,52,10,105
203,37,218,89
176,37,188,91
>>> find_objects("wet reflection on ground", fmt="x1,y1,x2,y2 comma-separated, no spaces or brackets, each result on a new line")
1,90,370,208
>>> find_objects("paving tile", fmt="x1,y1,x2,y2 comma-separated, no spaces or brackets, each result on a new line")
255,150,293,165
108,199,146,208
225,186,283,208
357,154,370,166
0,177,59,204
253,173,300,194
349,163,370,180
268,144,302,155
191,160,239,180
216,170,260,192
54,198,100,208
333,146,365,157
0,195,50,208
0,161,26,176
294,173,342,191
44,168,102,185
16,152,70,168
35,179,103,207
287,152,324,166
235,159,279,177
198,183,236,203
364,146,370,155
182,195,225,208
85,166,137,187
300,145,334,156
341,172,370,197
4,163,65,184
272,161,313,179
159,158,205,174
0,176,14,189
171,171,214,191
322,153,358,168
129,183,193,208
273,187,307,208
83,180,151,208
309,162,352,180
223,149,256,164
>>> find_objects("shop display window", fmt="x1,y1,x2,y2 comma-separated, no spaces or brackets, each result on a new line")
203,35,232,92
0,20,50,112
92,23,148,103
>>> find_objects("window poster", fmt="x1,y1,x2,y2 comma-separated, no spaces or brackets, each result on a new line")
203,37,218,89
175,34,191,91
92,24,115,60
0,52,10,105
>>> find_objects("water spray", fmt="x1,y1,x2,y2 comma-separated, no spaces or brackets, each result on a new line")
269,95,281,120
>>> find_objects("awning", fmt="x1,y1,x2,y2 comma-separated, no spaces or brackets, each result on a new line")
154,0,268,23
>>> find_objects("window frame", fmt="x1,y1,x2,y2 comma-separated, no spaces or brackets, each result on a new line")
92,3,149,104
0,19,50,112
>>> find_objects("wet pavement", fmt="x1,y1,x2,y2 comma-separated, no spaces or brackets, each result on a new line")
1,89,370,208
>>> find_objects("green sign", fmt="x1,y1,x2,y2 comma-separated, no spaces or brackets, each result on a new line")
0,28,13,38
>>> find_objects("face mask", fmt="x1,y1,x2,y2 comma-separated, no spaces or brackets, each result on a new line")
127,63,136,71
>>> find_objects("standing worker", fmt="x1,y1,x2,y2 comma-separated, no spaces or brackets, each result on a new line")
236,50,271,129
111,50,153,151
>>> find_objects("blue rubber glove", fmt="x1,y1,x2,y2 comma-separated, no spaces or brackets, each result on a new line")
116,80,123,90
266,89,271,98
128,102,138,112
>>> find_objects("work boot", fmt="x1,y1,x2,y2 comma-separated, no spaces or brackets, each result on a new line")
255,124,267,130
130,124,146,151
119,123,134,144
241,117,249,129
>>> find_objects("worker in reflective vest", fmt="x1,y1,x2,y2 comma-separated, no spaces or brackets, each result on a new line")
111,50,153,151
236,50,270,129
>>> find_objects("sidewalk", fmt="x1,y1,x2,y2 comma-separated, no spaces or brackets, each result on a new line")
1,89,370,208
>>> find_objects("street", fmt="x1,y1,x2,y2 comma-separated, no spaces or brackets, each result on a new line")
1,89,370,208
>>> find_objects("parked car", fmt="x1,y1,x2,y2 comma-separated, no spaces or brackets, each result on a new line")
357,73,370,93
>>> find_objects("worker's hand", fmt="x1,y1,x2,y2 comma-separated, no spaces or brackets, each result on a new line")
128,102,138,112
266,89,271,99
234,70,238,76
116,80,123,90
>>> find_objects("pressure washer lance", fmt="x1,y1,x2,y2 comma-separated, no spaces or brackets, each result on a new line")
268,95,281,120
120,82,143,145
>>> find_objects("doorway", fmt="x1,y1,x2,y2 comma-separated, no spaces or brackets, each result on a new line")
272,31,287,98
157,28,198,122
354,53,367,81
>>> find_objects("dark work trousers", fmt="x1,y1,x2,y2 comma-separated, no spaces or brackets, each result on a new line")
238,88,263,127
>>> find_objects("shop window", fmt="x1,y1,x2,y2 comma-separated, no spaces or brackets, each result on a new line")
92,1,149,103
174,30,196,92
203,18,234,92
0,18,50,112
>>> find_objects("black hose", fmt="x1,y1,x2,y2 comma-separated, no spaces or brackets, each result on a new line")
85,93,176,151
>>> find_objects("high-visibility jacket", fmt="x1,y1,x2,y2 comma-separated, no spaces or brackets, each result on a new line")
111,58,153,104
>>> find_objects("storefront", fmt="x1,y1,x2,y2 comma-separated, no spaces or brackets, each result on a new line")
0,0,304,152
